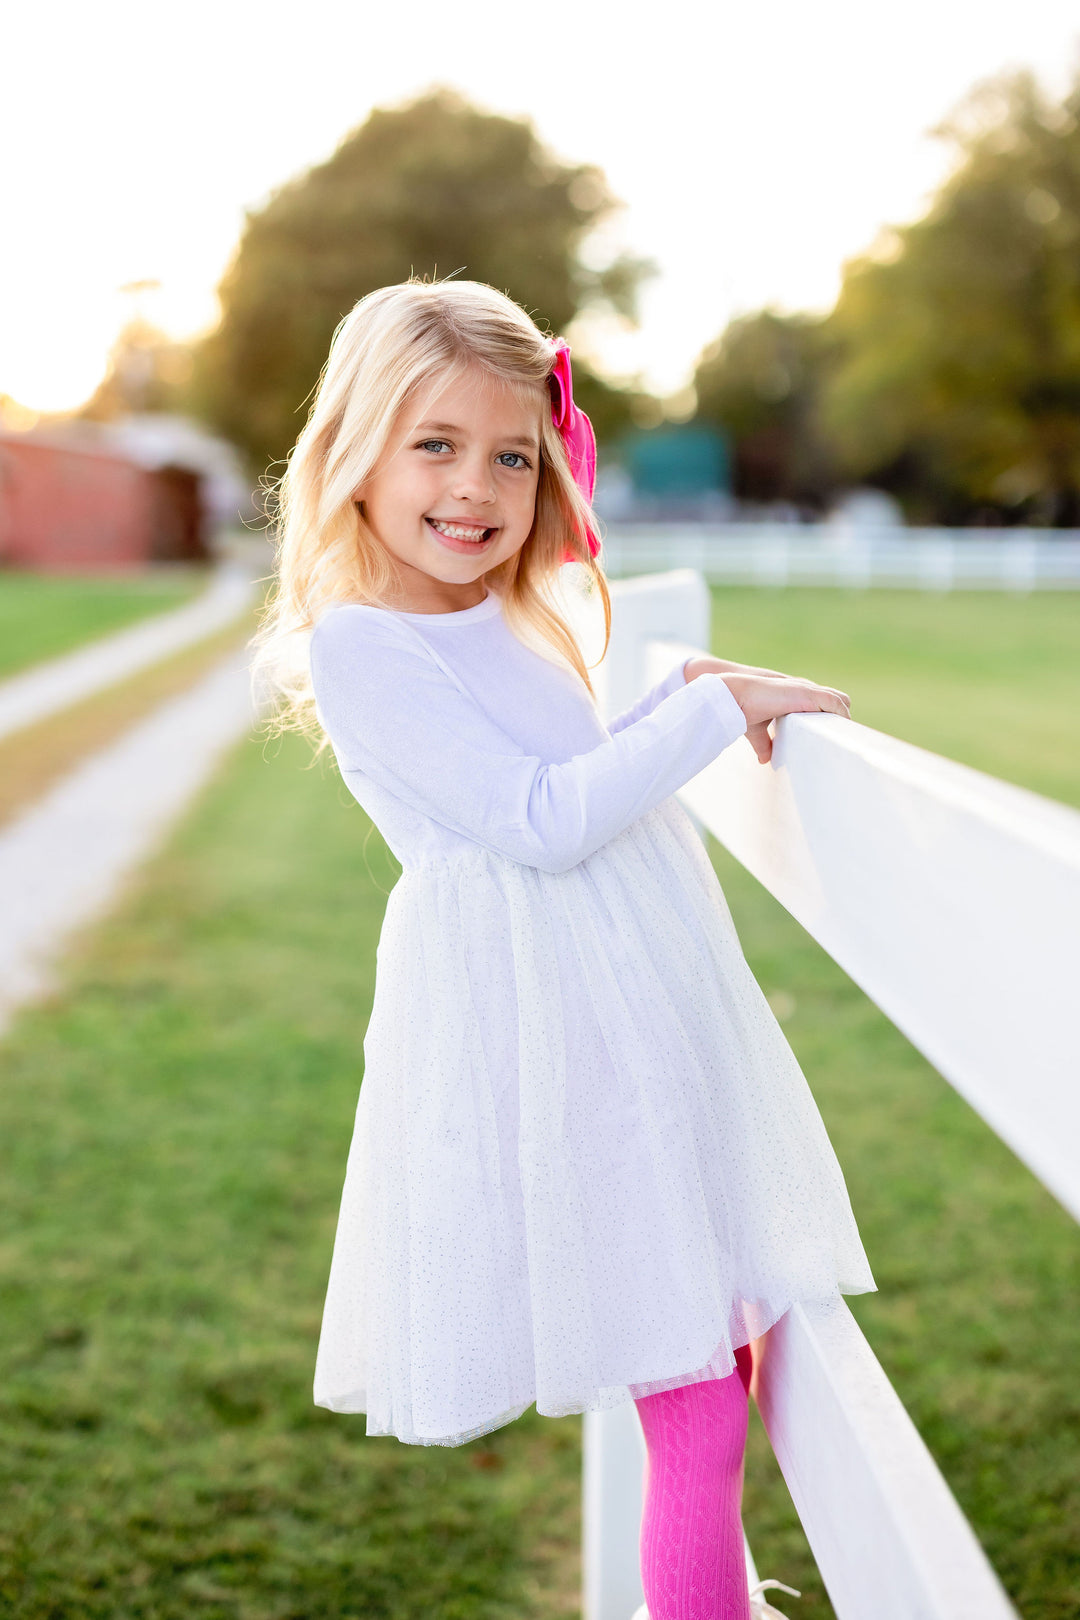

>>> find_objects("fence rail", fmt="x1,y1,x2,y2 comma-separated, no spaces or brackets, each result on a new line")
565,568,1080,1620
599,524,1080,589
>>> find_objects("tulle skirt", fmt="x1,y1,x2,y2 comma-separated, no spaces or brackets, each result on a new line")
313,797,876,1445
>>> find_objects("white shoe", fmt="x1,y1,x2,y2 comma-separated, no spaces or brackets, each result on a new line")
749,1578,802,1619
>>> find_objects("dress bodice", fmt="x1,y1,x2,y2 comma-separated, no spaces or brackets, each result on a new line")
308,588,747,874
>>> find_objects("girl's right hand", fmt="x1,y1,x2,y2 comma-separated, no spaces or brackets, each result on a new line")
719,673,851,764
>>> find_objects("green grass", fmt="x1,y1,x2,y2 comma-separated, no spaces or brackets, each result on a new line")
707,585,1080,808
0,734,580,1620
1,587,1077,1617
0,569,207,681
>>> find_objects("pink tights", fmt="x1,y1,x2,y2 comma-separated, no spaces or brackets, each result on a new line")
633,1344,754,1620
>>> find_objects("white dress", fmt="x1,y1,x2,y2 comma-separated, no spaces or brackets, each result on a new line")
308,586,876,1447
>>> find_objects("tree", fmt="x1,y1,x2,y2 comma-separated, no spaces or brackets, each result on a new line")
82,318,194,421
193,89,649,471
822,70,1080,525
692,309,838,510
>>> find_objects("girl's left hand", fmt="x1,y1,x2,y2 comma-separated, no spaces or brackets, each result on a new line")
684,655,852,765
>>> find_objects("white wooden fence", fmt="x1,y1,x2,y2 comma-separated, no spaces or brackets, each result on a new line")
599,525,1080,590
567,568,1080,1620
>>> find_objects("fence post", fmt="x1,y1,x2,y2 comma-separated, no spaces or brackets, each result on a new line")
583,1407,647,1620
1003,534,1038,594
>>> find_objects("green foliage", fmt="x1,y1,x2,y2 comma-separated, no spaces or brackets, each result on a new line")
823,70,1080,524
81,319,195,422
562,355,654,447
693,310,837,509
693,69,1080,525
193,89,650,473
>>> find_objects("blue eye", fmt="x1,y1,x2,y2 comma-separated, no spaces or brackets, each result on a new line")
497,452,531,470
417,439,452,454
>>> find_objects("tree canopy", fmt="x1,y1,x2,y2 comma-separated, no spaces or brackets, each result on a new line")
825,71,1080,524
82,318,193,421
693,309,836,511
194,89,647,471
693,69,1080,524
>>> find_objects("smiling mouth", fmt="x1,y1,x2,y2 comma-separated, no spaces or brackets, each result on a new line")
426,517,497,544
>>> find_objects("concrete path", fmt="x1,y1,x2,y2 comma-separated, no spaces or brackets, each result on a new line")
0,650,258,1033
0,562,256,744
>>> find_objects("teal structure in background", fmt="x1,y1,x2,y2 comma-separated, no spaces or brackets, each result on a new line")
620,426,731,501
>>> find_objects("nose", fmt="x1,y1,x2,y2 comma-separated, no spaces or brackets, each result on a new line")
449,450,496,504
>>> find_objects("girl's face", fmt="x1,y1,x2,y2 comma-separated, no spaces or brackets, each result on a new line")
356,363,543,607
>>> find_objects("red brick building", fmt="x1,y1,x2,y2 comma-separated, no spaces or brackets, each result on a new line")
0,429,212,572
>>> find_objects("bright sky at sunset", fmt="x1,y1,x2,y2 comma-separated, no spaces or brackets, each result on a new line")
3,0,1078,413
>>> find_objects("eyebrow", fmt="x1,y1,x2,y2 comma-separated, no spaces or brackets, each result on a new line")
413,419,540,451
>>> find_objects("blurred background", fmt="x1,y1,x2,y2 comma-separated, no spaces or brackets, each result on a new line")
4,0,1080,542
1,4,1079,1618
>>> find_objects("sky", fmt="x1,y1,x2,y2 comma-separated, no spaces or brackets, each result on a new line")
3,0,1078,414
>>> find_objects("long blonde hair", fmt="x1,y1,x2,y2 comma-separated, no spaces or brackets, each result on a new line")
253,278,611,741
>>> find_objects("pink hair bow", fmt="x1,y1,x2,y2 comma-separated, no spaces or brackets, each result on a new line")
548,338,601,561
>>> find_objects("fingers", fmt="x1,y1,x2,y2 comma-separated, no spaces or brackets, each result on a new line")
746,720,773,763
724,672,852,730
819,689,851,717
788,677,851,713
800,683,850,717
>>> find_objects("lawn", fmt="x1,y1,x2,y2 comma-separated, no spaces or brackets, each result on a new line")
0,619,256,832
706,585,1080,808
0,731,581,1620
0,569,208,681
0,586,1077,1618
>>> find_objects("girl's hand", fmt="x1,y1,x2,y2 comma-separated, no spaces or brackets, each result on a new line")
713,670,851,764
684,654,791,683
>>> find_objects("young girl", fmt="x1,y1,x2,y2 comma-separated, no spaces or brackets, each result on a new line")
256,278,876,1620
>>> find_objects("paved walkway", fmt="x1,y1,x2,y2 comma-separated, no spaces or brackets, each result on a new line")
0,562,255,744
0,650,258,1033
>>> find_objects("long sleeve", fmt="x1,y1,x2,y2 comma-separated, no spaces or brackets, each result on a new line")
309,607,747,875
606,657,691,735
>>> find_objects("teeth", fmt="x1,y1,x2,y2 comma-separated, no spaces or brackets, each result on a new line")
430,519,490,542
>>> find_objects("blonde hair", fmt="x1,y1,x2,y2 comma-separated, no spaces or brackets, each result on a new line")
253,278,611,742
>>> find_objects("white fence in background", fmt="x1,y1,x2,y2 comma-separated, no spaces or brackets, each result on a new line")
570,568,1080,1620
599,524,1080,590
